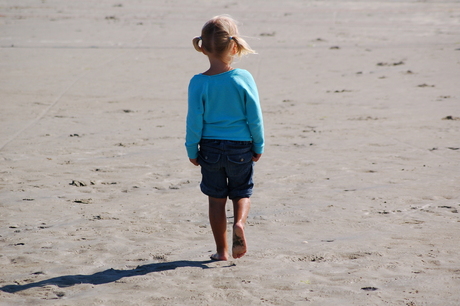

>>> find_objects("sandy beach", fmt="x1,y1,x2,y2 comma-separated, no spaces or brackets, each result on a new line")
1,0,460,305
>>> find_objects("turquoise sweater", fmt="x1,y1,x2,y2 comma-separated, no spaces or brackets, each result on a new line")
185,68,264,159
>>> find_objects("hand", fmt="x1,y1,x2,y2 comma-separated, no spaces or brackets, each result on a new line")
189,158,199,166
252,153,262,162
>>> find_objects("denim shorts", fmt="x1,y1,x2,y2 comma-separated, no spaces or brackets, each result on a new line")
198,139,254,199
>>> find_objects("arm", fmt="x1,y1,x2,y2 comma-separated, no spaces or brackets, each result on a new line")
244,73,265,155
185,78,204,162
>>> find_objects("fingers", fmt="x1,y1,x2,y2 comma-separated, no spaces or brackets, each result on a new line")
252,153,262,162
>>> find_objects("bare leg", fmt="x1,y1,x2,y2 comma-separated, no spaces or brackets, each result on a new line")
232,197,251,259
208,196,229,261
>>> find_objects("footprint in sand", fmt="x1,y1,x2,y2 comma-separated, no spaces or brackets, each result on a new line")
443,115,460,120
74,198,92,204
361,287,378,291
417,83,435,88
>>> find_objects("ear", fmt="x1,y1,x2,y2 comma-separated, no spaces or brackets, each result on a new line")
231,43,238,55
201,47,210,55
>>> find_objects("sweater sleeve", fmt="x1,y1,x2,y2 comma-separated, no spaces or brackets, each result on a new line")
185,77,204,159
244,73,265,154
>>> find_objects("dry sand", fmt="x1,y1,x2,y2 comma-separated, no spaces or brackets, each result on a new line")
1,0,460,305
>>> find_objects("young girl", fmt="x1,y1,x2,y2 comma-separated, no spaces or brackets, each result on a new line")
185,15,264,261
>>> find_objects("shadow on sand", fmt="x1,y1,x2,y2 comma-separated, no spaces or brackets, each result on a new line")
1,260,220,293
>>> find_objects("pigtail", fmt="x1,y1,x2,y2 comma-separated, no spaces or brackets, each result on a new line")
192,36,202,53
231,36,256,57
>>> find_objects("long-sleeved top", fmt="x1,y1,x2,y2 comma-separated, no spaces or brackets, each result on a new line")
185,68,264,159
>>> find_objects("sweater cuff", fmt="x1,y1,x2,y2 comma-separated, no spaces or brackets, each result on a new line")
186,146,199,159
252,144,264,154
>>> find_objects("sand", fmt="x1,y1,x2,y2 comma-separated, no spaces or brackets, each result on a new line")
1,0,459,305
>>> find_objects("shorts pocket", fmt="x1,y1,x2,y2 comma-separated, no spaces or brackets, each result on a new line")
198,151,221,170
226,151,253,178
227,151,253,164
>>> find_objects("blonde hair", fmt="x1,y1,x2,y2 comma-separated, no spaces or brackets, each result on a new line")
192,15,255,59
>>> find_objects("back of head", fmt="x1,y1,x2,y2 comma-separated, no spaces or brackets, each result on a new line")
192,15,255,59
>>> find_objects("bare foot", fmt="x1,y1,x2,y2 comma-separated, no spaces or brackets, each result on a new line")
210,253,228,261
232,224,247,259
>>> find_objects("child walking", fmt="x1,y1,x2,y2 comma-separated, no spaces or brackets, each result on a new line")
185,15,264,261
